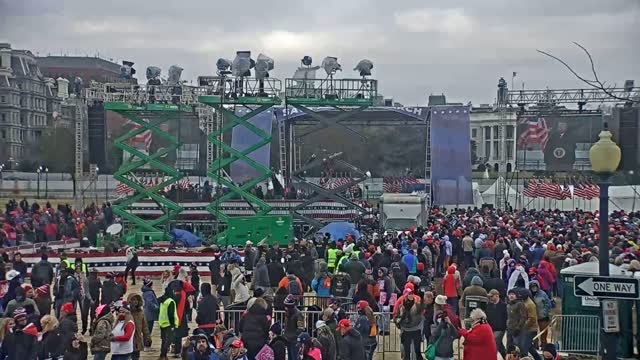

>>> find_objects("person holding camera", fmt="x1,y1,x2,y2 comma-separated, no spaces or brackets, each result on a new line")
180,334,218,360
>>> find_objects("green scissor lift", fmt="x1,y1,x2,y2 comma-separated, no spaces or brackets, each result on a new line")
199,77,283,243
106,101,193,243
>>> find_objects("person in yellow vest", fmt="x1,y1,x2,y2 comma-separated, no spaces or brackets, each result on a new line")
158,288,178,360
61,254,73,272
74,257,88,274
338,244,361,272
326,243,339,273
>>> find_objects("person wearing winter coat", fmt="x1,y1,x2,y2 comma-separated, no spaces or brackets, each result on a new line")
196,283,220,330
486,290,508,360
141,278,159,336
229,265,250,304
297,332,321,360
506,289,527,353
91,304,114,360
111,306,136,360
38,315,65,360
311,261,332,297
461,276,488,311
124,246,139,285
430,312,458,360
0,308,38,360
35,285,52,321
457,309,497,360
507,264,530,291
101,273,123,306
127,293,151,360
336,319,365,360
179,333,219,360
238,298,271,360
314,320,336,360
529,281,551,347
1,270,21,310
3,286,39,318
30,253,55,288
269,323,287,360
353,301,377,360
63,334,89,360
442,265,461,315
393,289,424,360
252,257,271,293
59,302,79,350
283,295,306,360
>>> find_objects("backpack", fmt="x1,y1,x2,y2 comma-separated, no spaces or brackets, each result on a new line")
332,274,349,297
287,275,302,297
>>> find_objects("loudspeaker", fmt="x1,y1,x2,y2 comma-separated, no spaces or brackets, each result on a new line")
615,107,640,172
87,102,106,169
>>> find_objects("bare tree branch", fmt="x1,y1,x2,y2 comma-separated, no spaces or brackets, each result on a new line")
537,42,639,103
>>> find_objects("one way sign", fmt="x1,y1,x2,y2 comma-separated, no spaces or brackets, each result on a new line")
574,276,640,300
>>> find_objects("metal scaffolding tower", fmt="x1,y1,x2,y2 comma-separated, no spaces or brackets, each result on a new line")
283,76,377,230
198,77,282,242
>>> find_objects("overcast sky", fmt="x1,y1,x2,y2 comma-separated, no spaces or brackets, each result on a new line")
1,0,639,106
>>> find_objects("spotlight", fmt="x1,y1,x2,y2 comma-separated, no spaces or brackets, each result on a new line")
216,58,232,75
354,59,373,77
301,56,313,67
232,51,254,77
120,60,136,80
167,65,183,85
255,54,274,80
146,66,162,85
321,57,341,76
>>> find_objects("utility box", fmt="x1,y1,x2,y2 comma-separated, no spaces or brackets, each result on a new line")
221,215,293,246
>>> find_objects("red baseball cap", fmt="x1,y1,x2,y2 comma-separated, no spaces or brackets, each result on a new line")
357,300,369,310
337,319,352,329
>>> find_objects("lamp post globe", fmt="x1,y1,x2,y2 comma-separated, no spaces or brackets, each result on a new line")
588,123,621,360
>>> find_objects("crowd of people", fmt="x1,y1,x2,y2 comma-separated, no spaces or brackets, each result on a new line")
0,205,639,360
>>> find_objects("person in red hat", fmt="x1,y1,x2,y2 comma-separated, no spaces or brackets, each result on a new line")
393,288,424,360
354,300,378,360
35,284,52,319
59,302,78,350
336,319,366,360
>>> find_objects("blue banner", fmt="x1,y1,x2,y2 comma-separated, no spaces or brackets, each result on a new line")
230,108,273,183
430,106,473,205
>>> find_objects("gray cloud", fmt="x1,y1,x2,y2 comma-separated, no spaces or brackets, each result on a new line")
1,0,638,105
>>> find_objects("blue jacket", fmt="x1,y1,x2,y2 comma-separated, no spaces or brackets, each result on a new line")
186,350,219,360
402,254,417,274
142,285,159,321
311,275,332,297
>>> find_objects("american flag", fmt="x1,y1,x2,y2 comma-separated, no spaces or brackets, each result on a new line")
383,177,419,193
560,182,572,200
539,179,563,199
522,179,539,198
116,182,133,195
319,177,359,191
177,178,191,190
125,119,152,150
574,179,600,199
518,117,550,150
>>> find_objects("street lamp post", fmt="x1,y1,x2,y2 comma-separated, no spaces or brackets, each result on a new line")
589,122,621,360
36,166,42,199
45,167,49,199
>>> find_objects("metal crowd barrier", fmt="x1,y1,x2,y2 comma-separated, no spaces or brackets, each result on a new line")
216,308,435,360
548,315,601,356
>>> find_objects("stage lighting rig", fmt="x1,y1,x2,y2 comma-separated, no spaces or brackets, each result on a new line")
216,58,232,76
321,56,342,77
146,66,162,85
120,60,136,80
255,53,274,97
302,56,313,67
354,59,373,77
167,65,183,85
232,51,255,97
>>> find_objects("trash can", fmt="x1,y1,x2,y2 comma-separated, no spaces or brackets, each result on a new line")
560,262,633,357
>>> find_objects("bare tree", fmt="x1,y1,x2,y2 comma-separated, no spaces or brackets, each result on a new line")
537,42,639,103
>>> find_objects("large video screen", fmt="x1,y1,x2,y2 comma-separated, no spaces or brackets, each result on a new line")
516,112,603,171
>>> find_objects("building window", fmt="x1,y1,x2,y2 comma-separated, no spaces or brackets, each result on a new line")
506,125,514,139
1,113,5,122
0,96,4,103
506,163,512,172
471,128,477,138
493,125,499,138
493,141,499,159
506,140,514,160
485,141,491,159
1,130,5,139
484,126,491,140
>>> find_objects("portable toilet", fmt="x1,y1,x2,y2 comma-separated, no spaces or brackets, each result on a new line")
560,262,633,357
